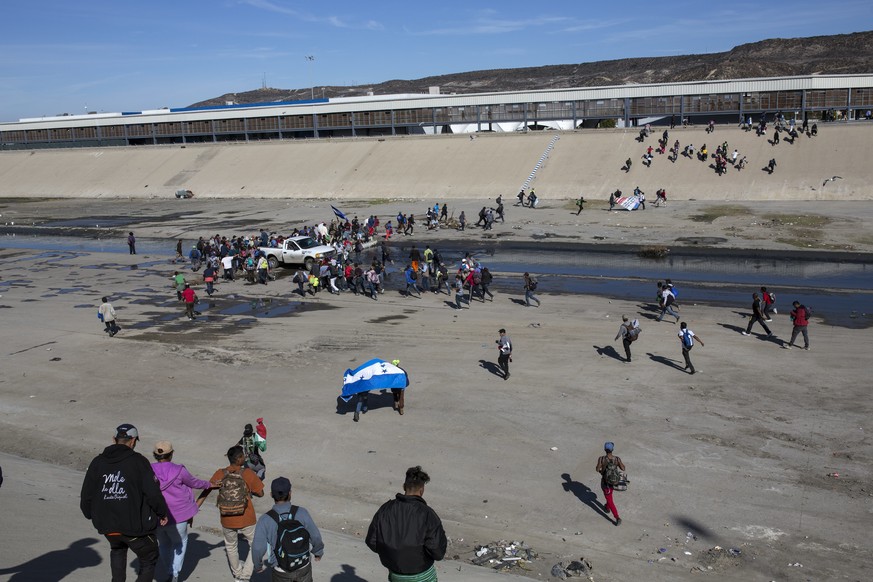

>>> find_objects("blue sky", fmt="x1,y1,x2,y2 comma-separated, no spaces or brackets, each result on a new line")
1,0,871,122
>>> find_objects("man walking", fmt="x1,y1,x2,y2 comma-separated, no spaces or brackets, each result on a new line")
210,445,265,582
99,296,121,337
742,292,773,337
80,423,169,582
253,476,324,582
366,466,447,582
523,272,540,307
596,442,625,526
127,232,137,255
614,316,640,363
678,321,703,374
761,286,776,320
496,328,512,380
784,301,811,350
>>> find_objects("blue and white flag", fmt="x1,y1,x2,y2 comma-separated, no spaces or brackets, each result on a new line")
615,196,641,211
331,205,348,221
340,358,408,402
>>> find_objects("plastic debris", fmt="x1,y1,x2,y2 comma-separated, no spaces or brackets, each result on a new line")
472,541,538,573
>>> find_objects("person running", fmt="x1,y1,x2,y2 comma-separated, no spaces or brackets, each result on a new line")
784,301,811,350
151,441,214,582
575,195,585,214
404,265,421,298
80,424,169,582
614,315,640,363
366,466,447,582
656,284,680,323
761,286,776,320
678,321,703,374
496,328,512,380
523,272,540,307
99,296,121,337
742,292,773,337
181,284,198,320
595,442,625,526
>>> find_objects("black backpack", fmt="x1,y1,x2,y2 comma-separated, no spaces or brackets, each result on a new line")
268,506,311,571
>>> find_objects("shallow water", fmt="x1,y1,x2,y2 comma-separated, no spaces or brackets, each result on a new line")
2,234,871,328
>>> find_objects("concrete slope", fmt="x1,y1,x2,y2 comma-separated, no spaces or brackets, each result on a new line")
0,124,868,200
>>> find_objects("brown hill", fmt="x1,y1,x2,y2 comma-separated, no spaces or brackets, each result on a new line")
191,30,873,107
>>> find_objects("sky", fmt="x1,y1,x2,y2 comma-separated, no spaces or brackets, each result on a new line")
1,0,871,122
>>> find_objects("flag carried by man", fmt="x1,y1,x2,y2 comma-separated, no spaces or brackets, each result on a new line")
331,205,348,221
340,358,408,402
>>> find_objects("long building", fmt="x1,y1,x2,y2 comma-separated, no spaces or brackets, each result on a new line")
2,74,872,150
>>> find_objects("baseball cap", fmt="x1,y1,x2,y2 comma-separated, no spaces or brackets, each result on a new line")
604,441,615,452
115,423,139,440
153,441,173,455
271,476,292,497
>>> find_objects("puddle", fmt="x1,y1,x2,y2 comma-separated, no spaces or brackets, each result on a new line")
219,298,307,318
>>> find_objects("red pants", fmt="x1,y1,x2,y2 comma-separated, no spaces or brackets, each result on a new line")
602,486,619,519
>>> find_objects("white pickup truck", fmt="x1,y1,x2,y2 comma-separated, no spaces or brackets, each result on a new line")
259,236,335,271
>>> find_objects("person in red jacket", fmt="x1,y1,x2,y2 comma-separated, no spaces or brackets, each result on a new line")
181,284,198,320
784,301,811,350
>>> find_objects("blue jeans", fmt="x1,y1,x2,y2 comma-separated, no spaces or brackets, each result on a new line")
525,289,540,306
657,304,679,321
157,521,189,579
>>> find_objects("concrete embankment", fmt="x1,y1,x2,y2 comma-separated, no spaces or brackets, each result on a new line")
0,124,869,200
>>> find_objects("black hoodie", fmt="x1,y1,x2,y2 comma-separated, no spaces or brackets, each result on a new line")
80,443,168,536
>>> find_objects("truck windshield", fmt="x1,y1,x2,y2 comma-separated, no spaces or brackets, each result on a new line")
295,237,320,249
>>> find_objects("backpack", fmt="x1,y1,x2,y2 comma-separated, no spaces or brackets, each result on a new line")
472,271,482,285
626,323,641,342
245,257,256,271
409,269,417,281
268,507,311,572
528,279,538,291
768,292,776,303
603,456,622,486
681,330,693,348
216,470,249,517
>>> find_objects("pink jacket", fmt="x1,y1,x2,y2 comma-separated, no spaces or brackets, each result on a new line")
151,462,212,524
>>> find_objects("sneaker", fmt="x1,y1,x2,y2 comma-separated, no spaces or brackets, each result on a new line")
504,373,510,381
398,408,404,415
741,331,750,336
690,370,696,375
615,518,622,526
783,344,792,350
353,411,359,422
767,332,773,337
765,318,773,322
804,346,810,351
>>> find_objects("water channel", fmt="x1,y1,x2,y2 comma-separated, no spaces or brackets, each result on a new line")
2,233,871,328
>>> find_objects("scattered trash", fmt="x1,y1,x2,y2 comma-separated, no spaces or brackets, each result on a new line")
550,446,558,451
684,551,692,555
472,541,538,573
729,548,741,556
658,548,668,553
827,472,840,478
550,557,594,580
789,562,803,567
49,357,62,361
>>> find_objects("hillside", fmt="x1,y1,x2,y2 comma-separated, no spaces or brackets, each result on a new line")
191,30,873,107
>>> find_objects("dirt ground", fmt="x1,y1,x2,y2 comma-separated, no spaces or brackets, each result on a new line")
0,197,871,581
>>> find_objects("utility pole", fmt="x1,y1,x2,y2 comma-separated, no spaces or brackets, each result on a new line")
305,55,315,99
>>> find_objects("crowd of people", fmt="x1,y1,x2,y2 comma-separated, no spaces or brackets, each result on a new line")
81,423,447,582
